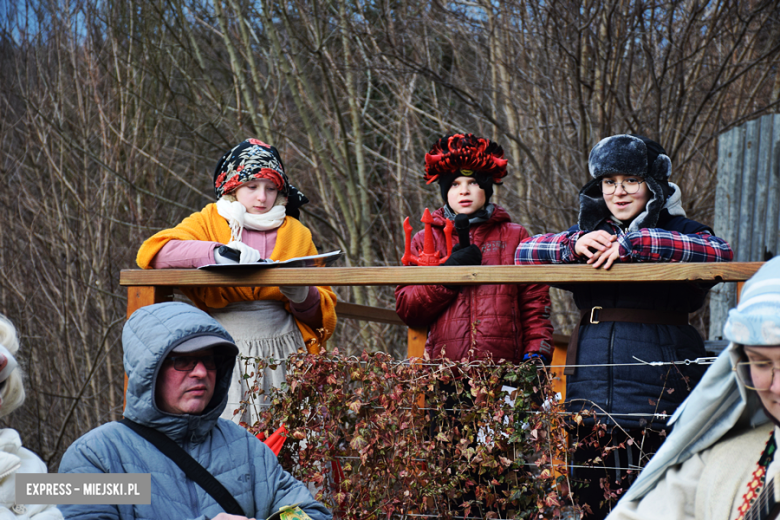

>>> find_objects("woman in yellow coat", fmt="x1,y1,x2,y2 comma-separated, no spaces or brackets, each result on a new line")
137,138,337,424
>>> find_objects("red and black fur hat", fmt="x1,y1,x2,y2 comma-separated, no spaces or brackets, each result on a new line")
424,134,508,203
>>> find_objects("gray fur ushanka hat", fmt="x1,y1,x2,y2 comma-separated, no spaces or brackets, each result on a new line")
578,134,673,232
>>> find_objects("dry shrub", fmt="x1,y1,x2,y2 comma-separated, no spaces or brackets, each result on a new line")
242,349,571,519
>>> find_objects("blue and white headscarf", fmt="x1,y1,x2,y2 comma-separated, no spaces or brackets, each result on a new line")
724,259,780,345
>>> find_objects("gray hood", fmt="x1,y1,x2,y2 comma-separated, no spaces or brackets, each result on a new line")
663,182,686,217
122,302,237,444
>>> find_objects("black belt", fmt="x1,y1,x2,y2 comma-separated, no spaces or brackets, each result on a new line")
564,307,689,376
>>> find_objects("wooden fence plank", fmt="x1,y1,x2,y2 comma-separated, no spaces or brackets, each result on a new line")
768,114,780,259
738,120,760,260
714,125,745,256
710,115,780,339
336,301,405,325
754,116,775,260
120,263,762,288
708,116,780,340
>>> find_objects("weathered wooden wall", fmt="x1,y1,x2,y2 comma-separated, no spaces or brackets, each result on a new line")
710,114,780,340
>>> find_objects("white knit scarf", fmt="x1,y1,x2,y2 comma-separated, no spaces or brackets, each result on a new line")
216,197,287,243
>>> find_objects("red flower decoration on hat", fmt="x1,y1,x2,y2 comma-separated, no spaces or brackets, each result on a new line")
424,134,508,185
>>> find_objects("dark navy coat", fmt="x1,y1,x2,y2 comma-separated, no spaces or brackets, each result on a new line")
564,211,714,430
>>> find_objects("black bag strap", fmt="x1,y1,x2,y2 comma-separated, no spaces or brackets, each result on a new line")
120,418,245,516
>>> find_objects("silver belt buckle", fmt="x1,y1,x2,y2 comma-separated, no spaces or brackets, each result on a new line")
589,306,602,324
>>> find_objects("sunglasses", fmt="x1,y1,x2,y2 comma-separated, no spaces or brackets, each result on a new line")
164,355,226,372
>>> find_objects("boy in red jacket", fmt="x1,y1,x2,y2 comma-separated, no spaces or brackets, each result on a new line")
395,133,553,364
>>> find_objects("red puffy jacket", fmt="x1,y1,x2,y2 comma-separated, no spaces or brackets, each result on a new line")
395,205,553,363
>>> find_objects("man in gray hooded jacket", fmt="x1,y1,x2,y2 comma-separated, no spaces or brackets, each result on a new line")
58,302,331,520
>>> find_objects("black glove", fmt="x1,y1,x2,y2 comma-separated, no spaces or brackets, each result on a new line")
442,244,482,290
443,244,482,266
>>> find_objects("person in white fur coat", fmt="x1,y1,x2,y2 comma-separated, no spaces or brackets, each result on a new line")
0,314,62,519
607,256,780,520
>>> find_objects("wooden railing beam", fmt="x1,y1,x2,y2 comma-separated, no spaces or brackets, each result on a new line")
120,262,764,287
336,301,405,326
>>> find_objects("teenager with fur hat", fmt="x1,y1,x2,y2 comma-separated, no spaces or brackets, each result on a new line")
0,314,63,519
607,257,780,520
515,134,733,518
137,138,337,425
395,133,554,364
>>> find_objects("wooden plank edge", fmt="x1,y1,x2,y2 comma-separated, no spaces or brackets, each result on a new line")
120,262,765,287
336,301,405,326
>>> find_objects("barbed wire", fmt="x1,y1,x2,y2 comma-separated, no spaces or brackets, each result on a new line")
242,401,672,419
238,355,720,369
323,453,646,473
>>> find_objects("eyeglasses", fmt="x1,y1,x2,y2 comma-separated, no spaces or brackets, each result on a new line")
164,355,225,372
601,178,645,194
734,361,780,391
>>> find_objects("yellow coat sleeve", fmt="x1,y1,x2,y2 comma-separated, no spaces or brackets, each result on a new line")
136,204,337,353
136,204,230,269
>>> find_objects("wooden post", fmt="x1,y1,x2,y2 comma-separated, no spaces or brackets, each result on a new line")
550,333,570,402
407,327,427,410
407,327,426,359
126,286,174,319
737,281,745,304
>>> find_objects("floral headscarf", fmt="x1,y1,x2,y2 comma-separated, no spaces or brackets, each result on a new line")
213,138,290,199
212,138,309,219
